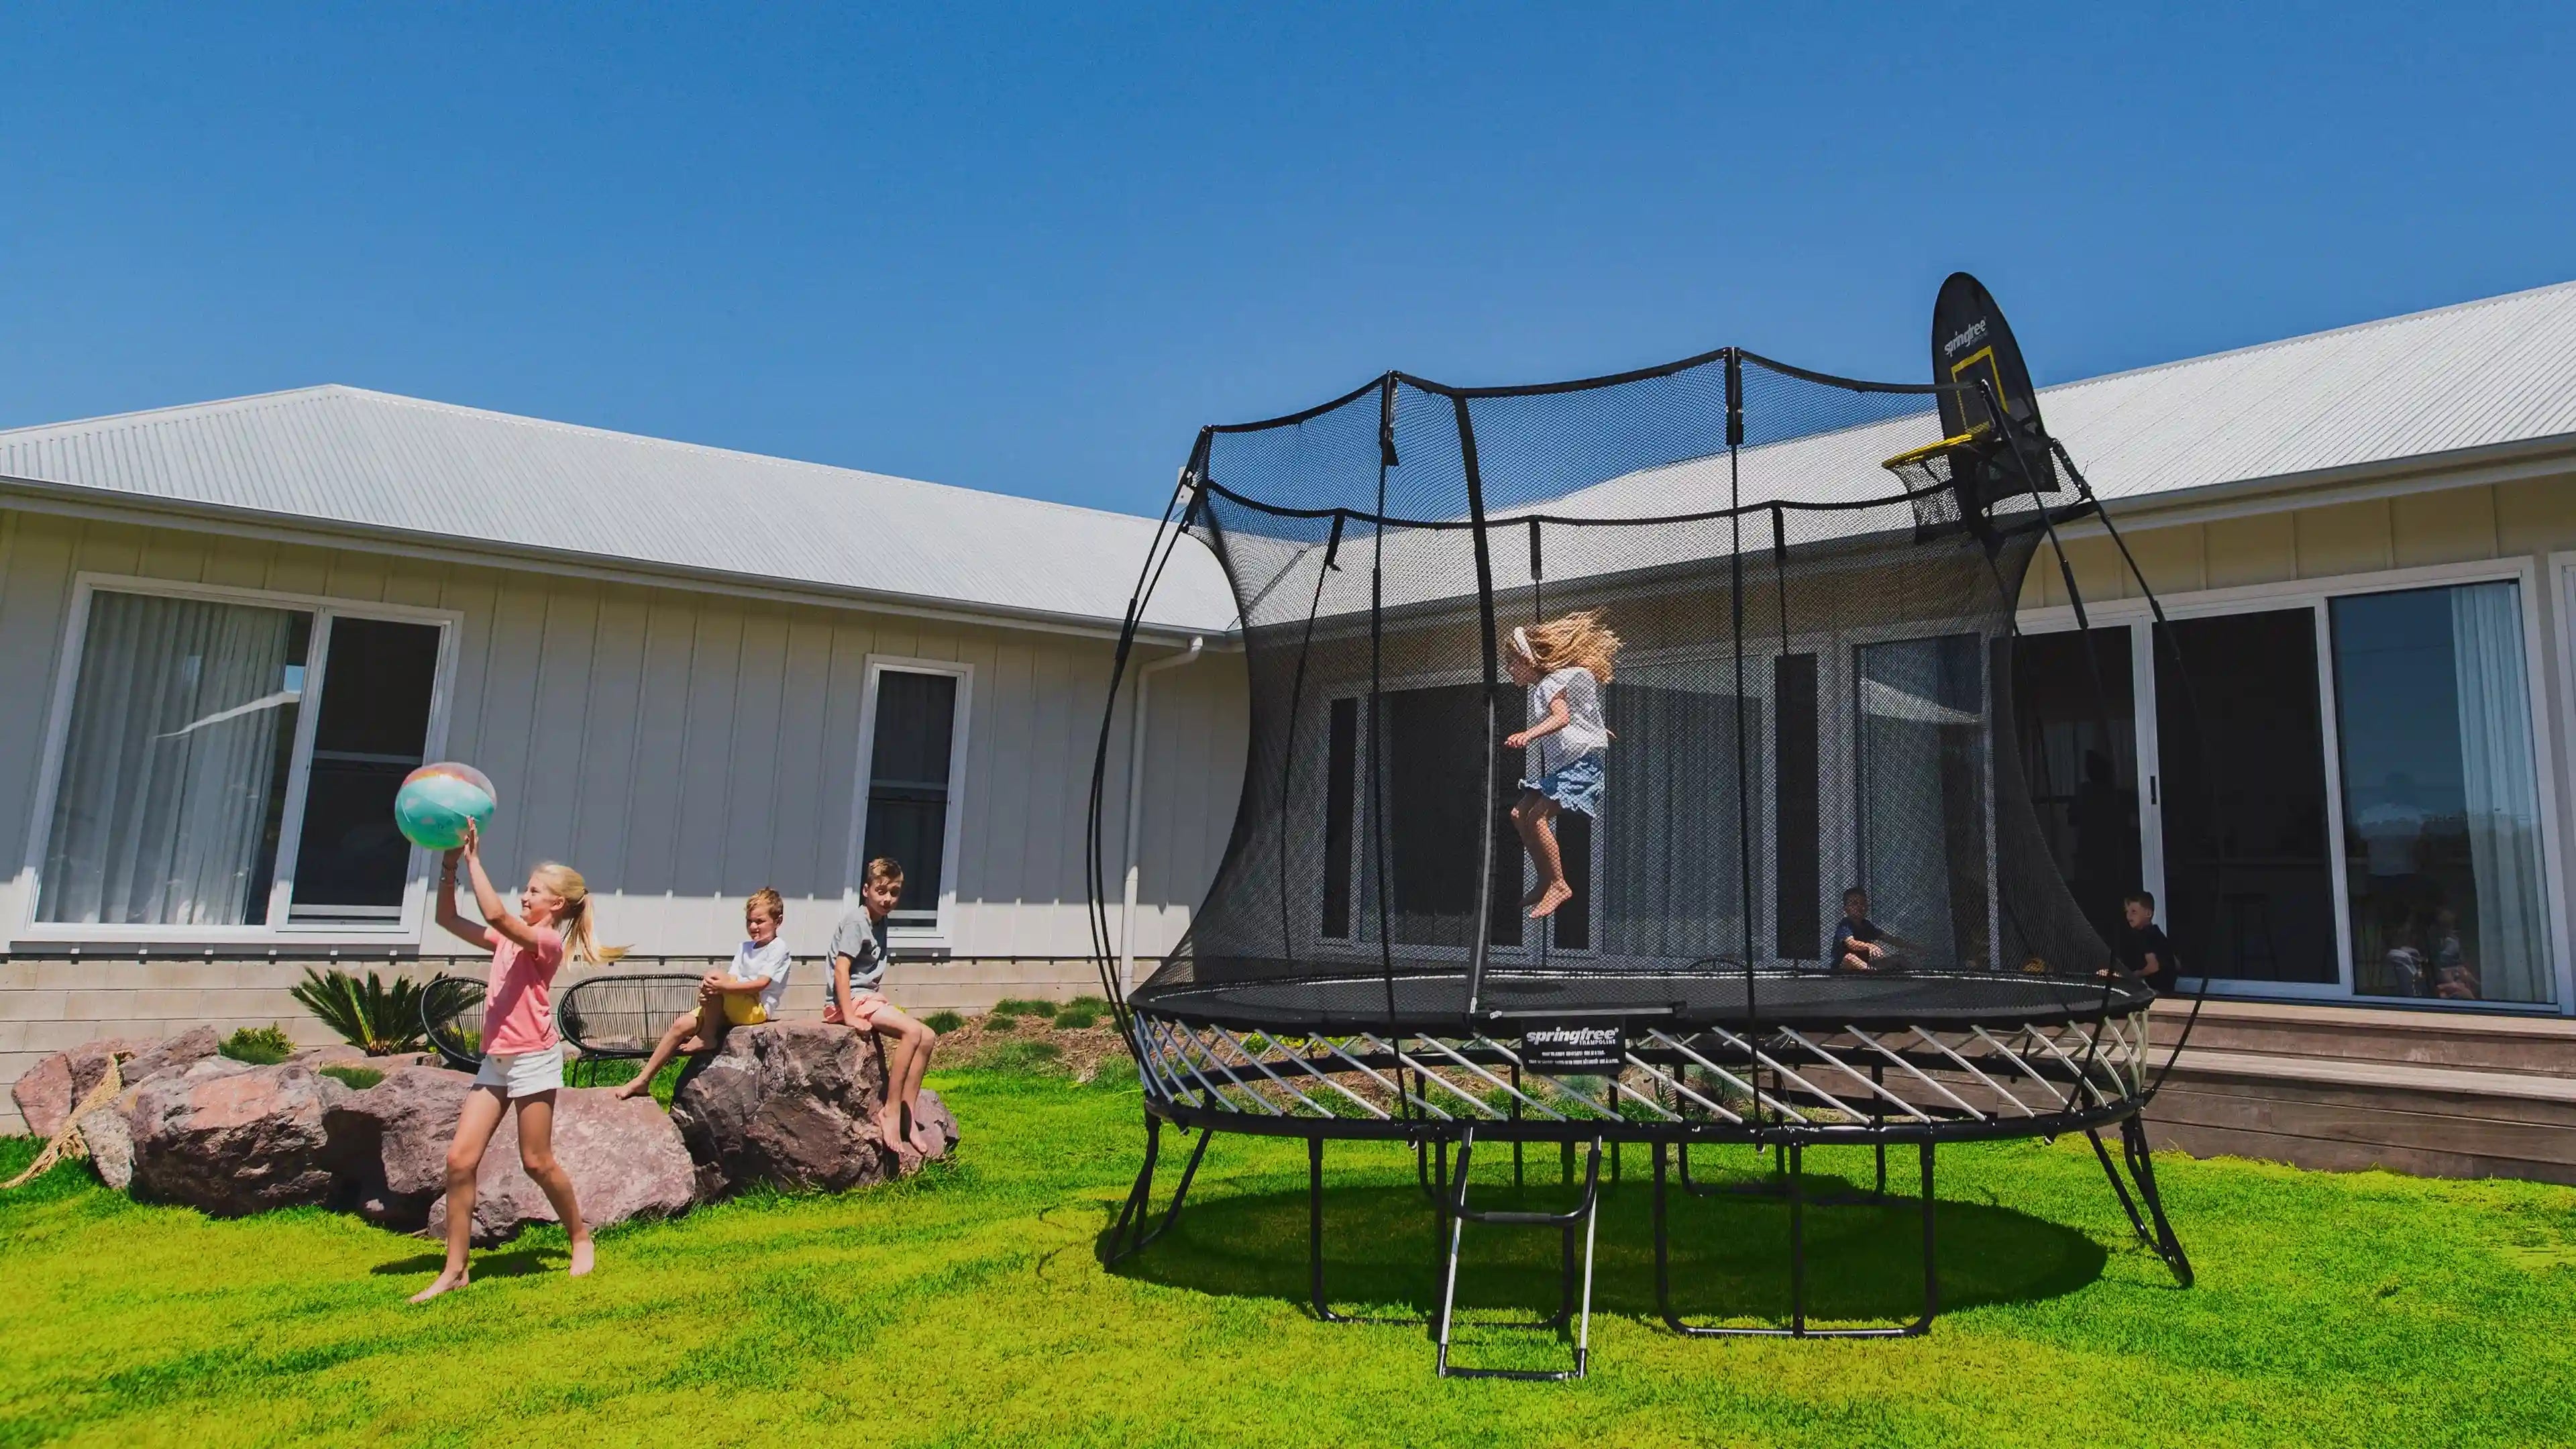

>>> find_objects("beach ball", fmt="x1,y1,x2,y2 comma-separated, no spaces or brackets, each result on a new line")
394,763,498,851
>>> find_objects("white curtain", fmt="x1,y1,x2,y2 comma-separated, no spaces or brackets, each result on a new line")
2449,582,2551,1004
39,592,305,926
1857,637,1987,968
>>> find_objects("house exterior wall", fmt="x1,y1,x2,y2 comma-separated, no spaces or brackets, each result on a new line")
0,506,1248,1128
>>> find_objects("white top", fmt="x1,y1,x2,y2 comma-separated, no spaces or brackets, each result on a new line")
727,938,794,1016
1528,666,1609,777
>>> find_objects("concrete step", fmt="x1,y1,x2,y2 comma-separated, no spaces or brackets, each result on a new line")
2145,1044,2576,1186
2151,996,2576,1077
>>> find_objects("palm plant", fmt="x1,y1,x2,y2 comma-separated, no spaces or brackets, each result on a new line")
288,968,429,1056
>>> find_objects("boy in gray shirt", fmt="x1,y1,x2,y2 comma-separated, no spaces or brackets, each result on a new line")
822,857,941,1155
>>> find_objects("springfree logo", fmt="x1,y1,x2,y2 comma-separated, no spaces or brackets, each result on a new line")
1525,1026,1620,1053
1942,317,1990,360
1523,1024,1626,1069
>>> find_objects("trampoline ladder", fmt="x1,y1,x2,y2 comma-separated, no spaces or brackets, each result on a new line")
1433,1127,1602,1381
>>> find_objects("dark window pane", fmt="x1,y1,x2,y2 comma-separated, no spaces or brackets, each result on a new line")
1773,653,1819,959
1371,682,1521,950
862,671,959,922
2010,627,2138,948
290,618,441,914
1322,698,1356,938
2156,610,2337,984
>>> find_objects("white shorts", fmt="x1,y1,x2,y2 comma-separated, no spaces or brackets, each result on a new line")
473,1046,566,1097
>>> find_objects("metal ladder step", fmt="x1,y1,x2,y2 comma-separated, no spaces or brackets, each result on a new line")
1434,1128,1603,1381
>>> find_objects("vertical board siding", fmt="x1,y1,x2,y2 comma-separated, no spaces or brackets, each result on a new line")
0,509,1245,967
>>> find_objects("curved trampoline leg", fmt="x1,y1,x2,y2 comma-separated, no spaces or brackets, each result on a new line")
1101,1115,1211,1267
2090,1116,2194,1287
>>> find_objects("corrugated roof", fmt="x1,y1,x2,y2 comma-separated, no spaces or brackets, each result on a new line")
0,386,1238,637
1553,276,2576,523
5,280,2573,637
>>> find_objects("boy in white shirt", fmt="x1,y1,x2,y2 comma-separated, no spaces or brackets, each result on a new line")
822,858,942,1154
615,888,791,1099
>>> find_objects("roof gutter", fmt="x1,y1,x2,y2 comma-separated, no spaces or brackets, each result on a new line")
2049,430,2576,538
1119,635,1204,992
0,473,1242,648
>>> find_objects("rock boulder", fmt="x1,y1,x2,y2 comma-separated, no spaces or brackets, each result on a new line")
12,1036,150,1139
423,1087,696,1246
669,1022,958,1197
123,1026,221,1087
320,1065,476,1229
127,1059,350,1215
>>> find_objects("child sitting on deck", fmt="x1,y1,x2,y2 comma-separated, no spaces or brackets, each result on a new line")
822,857,943,1155
614,888,792,1099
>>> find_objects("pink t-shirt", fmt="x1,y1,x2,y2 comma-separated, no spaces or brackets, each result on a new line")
480,924,566,1055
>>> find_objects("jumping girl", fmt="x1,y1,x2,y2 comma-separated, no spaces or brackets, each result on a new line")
1504,609,1621,920
413,821,625,1303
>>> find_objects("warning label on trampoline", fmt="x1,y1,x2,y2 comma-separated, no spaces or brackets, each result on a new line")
1521,1025,1625,1073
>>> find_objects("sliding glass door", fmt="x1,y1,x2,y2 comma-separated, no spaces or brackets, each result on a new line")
2017,574,2560,1010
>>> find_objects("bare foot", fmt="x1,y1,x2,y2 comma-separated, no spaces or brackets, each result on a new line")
876,1103,904,1145
568,1238,594,1278
1523,881,1545,908
1528,881,1574,918
909,1114,943,1157
409,1269,470,1303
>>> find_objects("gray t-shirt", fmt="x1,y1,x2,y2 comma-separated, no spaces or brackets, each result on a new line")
829,910,892,992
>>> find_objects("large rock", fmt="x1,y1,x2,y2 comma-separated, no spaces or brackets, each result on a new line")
670,1022,958,1197
76,1100,136,1191
127,1059,350,1215
320,1065,476,1229
123,1026,221,1087
424,1087,696,1247
12,1036,150,1139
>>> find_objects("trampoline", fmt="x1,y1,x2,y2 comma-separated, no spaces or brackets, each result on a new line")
1085,276,2203,1377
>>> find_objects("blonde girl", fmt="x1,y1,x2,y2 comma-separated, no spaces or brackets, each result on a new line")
413,821,625,1303
1503,610,1621,920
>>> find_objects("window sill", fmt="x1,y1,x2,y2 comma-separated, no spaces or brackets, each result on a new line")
9,926,421,957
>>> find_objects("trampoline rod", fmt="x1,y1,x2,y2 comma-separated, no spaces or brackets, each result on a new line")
1457,394,1502,1018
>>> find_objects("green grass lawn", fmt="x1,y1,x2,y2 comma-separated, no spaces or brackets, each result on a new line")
5,1065,2574,1448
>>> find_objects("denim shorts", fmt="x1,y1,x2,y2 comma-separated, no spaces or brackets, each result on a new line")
1519,752,1603,819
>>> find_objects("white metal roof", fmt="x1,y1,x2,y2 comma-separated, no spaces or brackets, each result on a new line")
0,385,1239,637
5,279,2572,637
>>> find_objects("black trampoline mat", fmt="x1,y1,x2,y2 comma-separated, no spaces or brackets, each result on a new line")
1132,965,2153,1034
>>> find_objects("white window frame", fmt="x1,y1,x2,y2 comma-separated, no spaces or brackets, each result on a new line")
845,655,974,951
2020,553,2573,1016
17,574,462,947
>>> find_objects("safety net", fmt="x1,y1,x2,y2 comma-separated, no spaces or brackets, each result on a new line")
1116,347,2146,1032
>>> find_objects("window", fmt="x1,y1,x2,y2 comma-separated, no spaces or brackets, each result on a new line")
2330,582,2552,1005
1856,635,1989,969
32,582,450,934
854,659,971,937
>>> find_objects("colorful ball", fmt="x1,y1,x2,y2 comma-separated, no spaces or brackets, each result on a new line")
393,763,498,851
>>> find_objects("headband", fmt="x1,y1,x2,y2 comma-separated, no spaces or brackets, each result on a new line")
1509,626,1535,663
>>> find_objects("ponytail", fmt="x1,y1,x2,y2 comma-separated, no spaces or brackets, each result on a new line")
532,861,627,965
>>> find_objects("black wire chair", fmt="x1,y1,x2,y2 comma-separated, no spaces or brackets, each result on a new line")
555,972,712,1087
419,974,486,1071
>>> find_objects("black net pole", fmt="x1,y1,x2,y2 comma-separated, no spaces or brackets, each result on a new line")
1371,377,1403,1073
1456,392,1503,1018
1727,352,1762,1131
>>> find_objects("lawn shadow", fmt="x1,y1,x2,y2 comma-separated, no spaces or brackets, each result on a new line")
370,1247,559,1279
1104,1149,2109,1329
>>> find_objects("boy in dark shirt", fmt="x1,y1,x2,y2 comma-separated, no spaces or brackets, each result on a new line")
2116,890,2176,994
1830,888,1917,972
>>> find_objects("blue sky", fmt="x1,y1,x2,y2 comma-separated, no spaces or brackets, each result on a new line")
1,4,2569,518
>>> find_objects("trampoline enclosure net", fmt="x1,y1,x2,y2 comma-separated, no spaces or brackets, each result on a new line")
1138,350,2123,1028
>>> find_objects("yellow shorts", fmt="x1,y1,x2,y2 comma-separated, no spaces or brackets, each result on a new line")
721,994,769,1027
